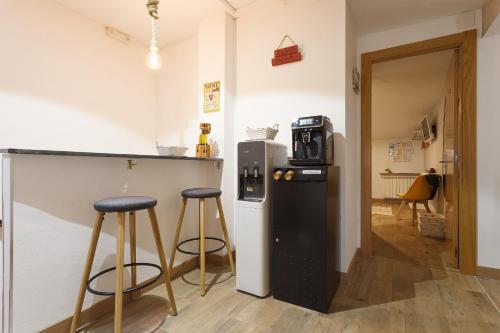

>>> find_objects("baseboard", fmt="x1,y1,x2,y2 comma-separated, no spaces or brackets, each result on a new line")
206,250,236,267
477,266,500,280
372,198,402,203
40,256,199,333
340,248,361,284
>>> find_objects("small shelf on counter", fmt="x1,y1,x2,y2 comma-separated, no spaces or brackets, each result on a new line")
0,148,223,162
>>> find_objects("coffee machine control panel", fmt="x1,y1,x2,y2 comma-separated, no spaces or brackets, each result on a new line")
292,116,331,130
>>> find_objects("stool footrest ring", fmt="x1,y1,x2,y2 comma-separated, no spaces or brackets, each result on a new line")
176,237,226,256
86,263,163,296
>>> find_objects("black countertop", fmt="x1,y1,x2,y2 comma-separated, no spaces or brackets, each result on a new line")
0,148,223,162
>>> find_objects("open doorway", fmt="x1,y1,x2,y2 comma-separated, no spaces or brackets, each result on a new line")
370,49,458,269
360,31,477,275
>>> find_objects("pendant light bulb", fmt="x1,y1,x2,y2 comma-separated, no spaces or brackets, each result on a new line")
146,46,162,71
146,17,162,71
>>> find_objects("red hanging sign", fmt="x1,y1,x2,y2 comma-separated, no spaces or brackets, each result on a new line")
272,35,302,67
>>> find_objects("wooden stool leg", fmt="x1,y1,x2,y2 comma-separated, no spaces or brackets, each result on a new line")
148,208,178,315
199,198,206,296
114,212,126,333
424,201,431,213
412,202,417,226
169,198,188,275
395,200,406,220
129,211,137,300
216,197,235,275
70,212,105,333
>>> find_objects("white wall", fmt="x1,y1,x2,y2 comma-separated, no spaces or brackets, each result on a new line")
477,25,500,269
372,139,425,199
344,3,360,271
157,36,199,156
236,0,353,271
0,0,158,155
0,3,232,330
197,13,228,158
156,12,236,242
0,0,158,245
358,10,500,269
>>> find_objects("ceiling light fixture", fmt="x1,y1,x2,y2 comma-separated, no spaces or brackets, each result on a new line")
146,0,162,71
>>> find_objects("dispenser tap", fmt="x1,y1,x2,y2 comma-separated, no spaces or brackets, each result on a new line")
301,131,311,144
243,166,249,178
253,166,259,178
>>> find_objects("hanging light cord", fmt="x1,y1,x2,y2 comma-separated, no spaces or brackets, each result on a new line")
150,16,159,49
147,0,160,19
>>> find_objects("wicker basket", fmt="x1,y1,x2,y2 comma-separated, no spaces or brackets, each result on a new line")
246,124,279,141
418,212,445,239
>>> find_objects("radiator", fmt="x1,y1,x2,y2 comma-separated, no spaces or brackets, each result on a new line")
380,173,419,200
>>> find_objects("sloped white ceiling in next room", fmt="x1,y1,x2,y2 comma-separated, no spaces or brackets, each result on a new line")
372,50,453,140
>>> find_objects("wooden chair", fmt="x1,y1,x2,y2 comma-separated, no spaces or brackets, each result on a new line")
395,174,440,225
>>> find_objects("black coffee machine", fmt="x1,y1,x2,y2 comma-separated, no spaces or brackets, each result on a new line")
290,116,334,166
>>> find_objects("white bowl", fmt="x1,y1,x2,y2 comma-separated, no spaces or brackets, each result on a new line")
157,146,188,157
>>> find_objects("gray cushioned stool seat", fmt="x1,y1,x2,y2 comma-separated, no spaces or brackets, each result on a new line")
94,196,157,213
181,188,222,199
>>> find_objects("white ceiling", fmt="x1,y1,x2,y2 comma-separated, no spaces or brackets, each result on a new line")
349,0,485,35
53,0,258,47
372,50,453,140
224,0,261,10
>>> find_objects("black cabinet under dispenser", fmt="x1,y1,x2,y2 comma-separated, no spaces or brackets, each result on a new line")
271,165,340,313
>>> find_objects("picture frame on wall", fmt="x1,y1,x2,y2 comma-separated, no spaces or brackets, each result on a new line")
204,81,221,113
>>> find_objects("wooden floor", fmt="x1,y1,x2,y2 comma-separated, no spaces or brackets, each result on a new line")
82,204,500,333
371,203,454,268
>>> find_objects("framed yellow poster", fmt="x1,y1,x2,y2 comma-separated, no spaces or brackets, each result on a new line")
204,81,220,113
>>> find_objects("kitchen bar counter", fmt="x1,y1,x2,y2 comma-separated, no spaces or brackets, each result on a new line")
1,150,226,332
0,148,223,162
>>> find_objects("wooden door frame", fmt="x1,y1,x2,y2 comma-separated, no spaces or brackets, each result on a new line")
360,30,477,275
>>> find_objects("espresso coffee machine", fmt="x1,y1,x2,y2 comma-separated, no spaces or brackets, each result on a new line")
290,116,334,166
235,141,287,297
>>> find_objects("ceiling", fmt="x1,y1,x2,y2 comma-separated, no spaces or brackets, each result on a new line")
224,0,261,10
372,50,453,140
53,0,259,47
349,0,485,35
53,0,486,47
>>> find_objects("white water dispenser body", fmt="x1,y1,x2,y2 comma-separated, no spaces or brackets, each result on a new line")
235,140,287,297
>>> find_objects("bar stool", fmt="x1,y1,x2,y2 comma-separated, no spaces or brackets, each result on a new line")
169,188,235,296
70,196,177,333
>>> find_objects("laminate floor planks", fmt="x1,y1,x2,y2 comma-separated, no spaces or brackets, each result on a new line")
83,204,500,332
